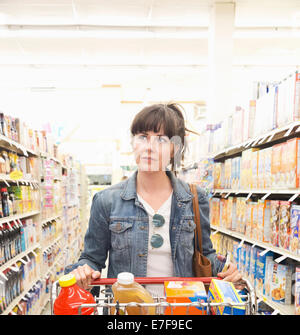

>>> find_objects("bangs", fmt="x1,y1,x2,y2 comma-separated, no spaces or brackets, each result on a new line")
130,104,177,138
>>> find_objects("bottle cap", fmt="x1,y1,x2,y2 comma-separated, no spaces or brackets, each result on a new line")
117,272,134,285
58,274,77,287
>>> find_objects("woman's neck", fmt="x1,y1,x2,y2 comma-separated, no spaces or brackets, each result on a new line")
136,170,172,195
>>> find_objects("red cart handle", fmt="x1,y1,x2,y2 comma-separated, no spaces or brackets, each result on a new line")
90,276,221,286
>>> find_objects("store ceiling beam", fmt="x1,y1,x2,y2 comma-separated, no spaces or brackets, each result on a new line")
0,24,299,39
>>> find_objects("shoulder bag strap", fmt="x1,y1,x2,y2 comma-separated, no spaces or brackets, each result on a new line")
189,183,203,254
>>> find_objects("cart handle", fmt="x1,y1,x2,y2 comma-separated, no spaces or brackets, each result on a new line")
90,276,221,286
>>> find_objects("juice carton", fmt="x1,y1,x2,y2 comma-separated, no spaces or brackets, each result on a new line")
278,201,291,251
164,281,207,315
208,279,246,315
255,249,274,296
285,138,300,189
295,267,300,315
270,200,280,247
271,263,293,305
271,143,282,188
290,204,300,255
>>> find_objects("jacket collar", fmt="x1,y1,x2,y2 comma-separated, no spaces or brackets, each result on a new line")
120,169,193,202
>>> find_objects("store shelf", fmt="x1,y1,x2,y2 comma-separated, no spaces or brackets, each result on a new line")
256,292,295,315
2,277,41,315
0,243,40,273
0,174,39,187
210,224,300,263
0,210,40,225
211,120,300,160
41,215,62,226
0,133,38,157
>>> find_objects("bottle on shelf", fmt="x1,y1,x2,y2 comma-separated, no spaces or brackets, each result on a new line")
111,272,155,315
53,273,96,315
1,188,9,217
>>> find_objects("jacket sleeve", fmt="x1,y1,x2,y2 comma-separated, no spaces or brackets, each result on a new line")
196,186,225,276
64,191,110,274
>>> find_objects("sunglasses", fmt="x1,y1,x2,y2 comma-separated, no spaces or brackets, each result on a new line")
150,213,165,249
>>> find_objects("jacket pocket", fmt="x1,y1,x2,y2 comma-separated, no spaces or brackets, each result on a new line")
180,219,196,248
109,221,133,250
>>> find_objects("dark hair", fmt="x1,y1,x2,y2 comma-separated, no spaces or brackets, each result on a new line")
130,103,197,171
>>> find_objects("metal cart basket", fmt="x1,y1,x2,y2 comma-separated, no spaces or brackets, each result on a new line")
51,276,257,315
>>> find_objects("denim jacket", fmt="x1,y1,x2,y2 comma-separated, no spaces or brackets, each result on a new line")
64,170,224,278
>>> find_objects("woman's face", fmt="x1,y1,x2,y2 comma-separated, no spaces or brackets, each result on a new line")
132,130,174,172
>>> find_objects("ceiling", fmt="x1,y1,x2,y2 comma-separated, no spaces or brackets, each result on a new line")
0,0,299,171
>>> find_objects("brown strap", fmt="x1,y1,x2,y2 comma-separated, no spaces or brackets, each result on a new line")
189,183,203,254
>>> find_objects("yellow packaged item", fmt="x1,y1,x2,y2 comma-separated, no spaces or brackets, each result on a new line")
164,281,207,315
208,279,245,315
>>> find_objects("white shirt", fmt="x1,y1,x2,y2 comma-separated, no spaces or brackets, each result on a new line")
137,192,174,298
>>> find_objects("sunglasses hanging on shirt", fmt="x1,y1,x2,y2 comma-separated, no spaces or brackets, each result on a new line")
150,214,165,249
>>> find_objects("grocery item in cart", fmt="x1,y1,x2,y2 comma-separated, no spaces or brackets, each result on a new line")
208,279,246,315
53,274,96,315
111,272,155,315
164,280,207,315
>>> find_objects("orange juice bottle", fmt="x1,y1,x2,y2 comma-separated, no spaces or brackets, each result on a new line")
53,274,96,315
112,272,155,315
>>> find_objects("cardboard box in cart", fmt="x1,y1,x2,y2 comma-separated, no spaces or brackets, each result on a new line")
164,281,207,315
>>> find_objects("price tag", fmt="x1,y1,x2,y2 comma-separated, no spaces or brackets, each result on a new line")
288,193,300,202
262,192,271,200
246,193,252,201
267,132,275,142
284,125,294,137
275,254,287,263
212,230,219,236
260,248,271,256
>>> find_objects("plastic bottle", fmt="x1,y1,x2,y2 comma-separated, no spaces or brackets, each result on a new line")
53,273,96,315
1,188,9,217
111,272,155,315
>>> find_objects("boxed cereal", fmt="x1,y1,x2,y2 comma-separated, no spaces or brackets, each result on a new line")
220,198,227,228
270,200,280,248
264,147,272,189
231,197,237,231
271,143,282,189
280,142,288,188
238,197,247,235
255,248,274,296
226,197,233,230
295,267,300,315
290,204,300,255
252,149,259,189
285,138,300,189
251,201,259,240
245,202,253,238
264,257,274,298
258,148,265,189
263,200,272,244
249,246,258,287
208,279,246,315
278,201,291,251
271,263,293,305
164,281,207,315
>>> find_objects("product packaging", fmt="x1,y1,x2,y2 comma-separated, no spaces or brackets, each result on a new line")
164,281,207,315
208,279,245,315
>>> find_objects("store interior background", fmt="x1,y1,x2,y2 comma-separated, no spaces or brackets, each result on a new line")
0,0,300,189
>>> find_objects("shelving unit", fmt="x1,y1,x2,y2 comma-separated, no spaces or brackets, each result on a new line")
0,118,89,315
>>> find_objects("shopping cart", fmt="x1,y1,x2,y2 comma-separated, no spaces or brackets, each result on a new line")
50,276,257,315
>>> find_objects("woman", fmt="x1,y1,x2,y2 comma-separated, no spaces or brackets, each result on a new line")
66,103,242,294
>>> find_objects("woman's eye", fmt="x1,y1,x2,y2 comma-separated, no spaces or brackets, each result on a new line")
138,135,147,140
158,136,169,143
